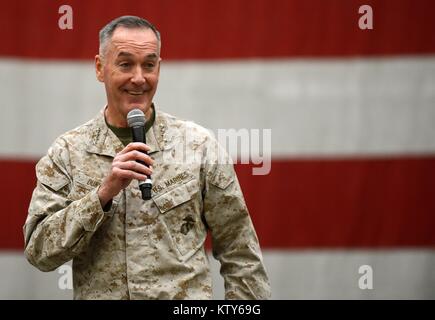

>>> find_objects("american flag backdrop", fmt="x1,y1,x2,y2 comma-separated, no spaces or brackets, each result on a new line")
0,0,435,299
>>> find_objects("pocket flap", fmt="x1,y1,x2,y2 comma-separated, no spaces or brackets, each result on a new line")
153,183,192,214
210,166,234,190
36,156,69,191
73,170,101,189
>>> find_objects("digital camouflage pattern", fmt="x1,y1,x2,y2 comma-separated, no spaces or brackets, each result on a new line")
24,108,271,300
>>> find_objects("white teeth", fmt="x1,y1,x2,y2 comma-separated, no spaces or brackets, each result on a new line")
127,90,144,95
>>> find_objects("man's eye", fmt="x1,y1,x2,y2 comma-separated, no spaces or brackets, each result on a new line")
119,62,131,68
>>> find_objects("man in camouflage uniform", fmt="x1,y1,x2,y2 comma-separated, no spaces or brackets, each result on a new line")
23,15,271,300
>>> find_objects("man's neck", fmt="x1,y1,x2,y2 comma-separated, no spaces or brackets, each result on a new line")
105,104,154,128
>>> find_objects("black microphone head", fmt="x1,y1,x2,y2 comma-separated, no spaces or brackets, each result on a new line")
127,108,146,127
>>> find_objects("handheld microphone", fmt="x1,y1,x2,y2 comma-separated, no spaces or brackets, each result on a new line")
127,108,152,200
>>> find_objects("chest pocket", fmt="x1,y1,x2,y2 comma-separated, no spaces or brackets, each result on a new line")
153,178,206,261
36,156,69,192
69,171,101,201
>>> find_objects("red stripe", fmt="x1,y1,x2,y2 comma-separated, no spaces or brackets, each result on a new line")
2,156,435,250
239,157,435,249
1,0,434,60
0,160,37,250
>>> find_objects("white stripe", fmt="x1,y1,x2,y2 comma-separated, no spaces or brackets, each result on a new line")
212,249,435,299
1,250,434,299
1,57,434,158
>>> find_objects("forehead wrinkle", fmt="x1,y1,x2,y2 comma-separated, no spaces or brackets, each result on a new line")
115,52,159,62
112,39,158,53
111,46,159,62
116,50,158,58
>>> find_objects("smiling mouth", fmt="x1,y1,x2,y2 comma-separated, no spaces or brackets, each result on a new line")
125,90,145,96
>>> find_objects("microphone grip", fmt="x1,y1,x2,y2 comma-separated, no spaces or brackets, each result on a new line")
131,125,152,200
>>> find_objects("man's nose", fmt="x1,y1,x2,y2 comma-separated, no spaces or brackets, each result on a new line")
130,65,146,86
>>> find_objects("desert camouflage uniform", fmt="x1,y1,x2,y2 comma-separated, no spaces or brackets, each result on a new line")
24,107,271,299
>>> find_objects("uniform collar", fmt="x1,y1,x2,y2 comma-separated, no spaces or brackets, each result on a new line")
85,106,173,157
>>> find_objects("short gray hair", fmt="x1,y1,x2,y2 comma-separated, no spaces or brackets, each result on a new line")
99,15,161,58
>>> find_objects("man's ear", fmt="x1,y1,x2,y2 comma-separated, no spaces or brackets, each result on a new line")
95,55,104,82
157,57,162,74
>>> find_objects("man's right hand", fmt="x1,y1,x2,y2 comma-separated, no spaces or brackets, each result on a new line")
98,142,154,208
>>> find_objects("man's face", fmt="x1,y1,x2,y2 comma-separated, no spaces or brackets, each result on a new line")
95,27,161,127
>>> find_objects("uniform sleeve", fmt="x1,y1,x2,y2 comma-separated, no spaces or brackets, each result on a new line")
23,138,115,272
202,136,271,300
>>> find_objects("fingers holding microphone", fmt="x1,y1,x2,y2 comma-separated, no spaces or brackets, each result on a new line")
98,142,154,207
115,142,153,178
